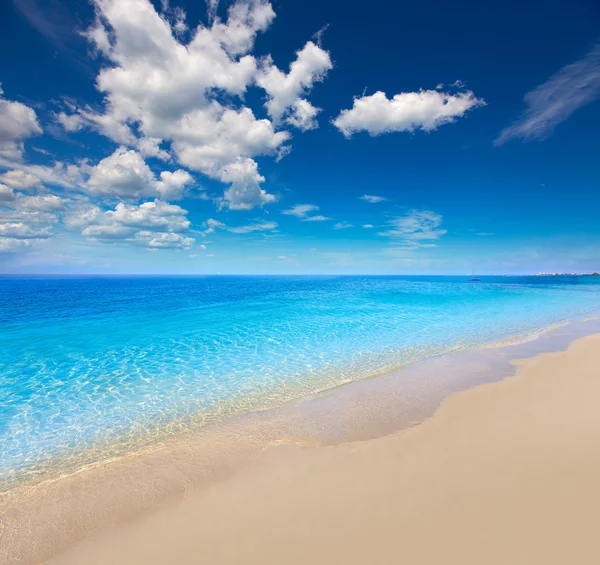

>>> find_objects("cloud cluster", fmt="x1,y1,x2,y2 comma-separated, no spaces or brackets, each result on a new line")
57,0,332,210
64,200,194,249
0,203,59,252
333,89,485,137
495,43,600,145
0,85,42,160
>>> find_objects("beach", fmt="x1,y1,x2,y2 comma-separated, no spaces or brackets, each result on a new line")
2,276,600,564
12,332,594,564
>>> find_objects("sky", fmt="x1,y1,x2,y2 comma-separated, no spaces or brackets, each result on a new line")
0,0,599,275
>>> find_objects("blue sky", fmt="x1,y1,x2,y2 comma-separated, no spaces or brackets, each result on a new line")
0,0,599,274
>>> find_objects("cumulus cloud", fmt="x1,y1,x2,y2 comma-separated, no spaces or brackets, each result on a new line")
333,89,485,137
156,170,194,200
85,146,194,200
0,221,53,239
360,194,387,203
65,199,194,249
257,41,332,129
58,0,331,210
302,214,331,222
378,210,446,248
219,157,275,210
0,157,79,189
0,206,58,251
16,194,66,212
0,169,43,191
0,84,42,160
495,43,600,145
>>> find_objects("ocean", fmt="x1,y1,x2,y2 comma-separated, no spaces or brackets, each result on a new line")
1,274,599,488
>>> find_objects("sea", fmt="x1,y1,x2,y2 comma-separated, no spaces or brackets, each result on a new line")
1,274,599,489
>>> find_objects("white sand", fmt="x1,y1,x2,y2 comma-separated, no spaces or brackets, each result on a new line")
46,334,600,565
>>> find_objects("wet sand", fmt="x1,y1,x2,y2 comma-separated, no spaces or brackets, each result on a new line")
44,332,600,565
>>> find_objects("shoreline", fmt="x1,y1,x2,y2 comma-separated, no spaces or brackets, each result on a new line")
2,315,600,564
2,312,595,494
48,330,600,565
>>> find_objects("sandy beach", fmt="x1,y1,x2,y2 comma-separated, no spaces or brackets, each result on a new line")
38,333,600,565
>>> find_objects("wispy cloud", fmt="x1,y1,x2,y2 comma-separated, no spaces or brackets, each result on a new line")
360,194,388,203
281,204,331,222
281,204,319,218
378,210,446,248
13,0,91,72
227,221,278,234
333,221,353,229
201,219,277,236
495,43,600,145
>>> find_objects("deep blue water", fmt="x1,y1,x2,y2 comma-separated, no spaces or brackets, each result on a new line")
1,275,599,486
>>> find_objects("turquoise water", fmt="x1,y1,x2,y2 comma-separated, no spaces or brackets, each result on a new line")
1,275,599,487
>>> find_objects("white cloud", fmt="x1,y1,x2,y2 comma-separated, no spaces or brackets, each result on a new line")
85,146,194,200
333,89,485,137
202,218,226,235
362,224,374,228
219,157,275,210
280,204,331,223
0,169,42,191
333,221,352,230
281,203,319,218
16,194,66,212
495,43,600,145
0,221,52,239
0,237,34,252
0,157,79,189
55,0,331,211
206,0,219,22
360,194,387,203
0,84,42,160
378,210,446,247
0,206,58,251
56,111,85,132
201,217,277,235
135,231,194,249
66,199,194,250
57,0,330,210
285,99,320,131
257,40,332,128
86,147,158,198
156,170,194,200
227,220,277,234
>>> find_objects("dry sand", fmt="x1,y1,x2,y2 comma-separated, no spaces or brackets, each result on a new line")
46,333,600,565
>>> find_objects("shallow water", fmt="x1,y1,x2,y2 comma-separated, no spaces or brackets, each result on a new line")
1,274,600,488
